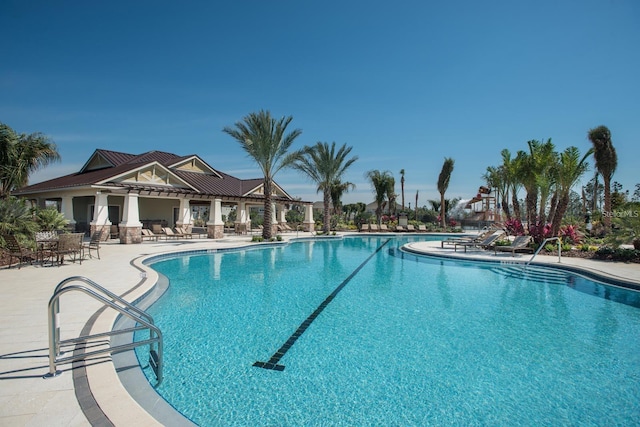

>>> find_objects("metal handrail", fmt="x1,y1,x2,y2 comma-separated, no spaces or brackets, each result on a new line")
45,276,163,385
525,236,561,268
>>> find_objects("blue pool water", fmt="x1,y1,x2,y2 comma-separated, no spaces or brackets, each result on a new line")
137,235,640,426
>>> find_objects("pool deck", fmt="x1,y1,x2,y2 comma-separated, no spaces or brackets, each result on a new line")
1,232,639,426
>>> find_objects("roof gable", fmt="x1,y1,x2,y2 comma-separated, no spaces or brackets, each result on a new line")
102,162,196,190
169,155,222,177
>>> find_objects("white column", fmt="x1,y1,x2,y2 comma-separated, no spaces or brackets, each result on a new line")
60,196,76,226
120,193,142,227
303,203,315,231
90,192,111,226
271,203,278,224
207,198,224,226
176,198,192,227
279,205,287,223
235,201,248,226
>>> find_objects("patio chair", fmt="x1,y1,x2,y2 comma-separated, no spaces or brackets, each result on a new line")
494,235,533,256
395,225,406,232
53,233,84,265
379,224,389,232
162,227,184,239
369,224,379,232
454,232,504,252
35,231,58,263
83,231,102,259
360,224,370,232
416,225,427,232
1,234,35,269
406,224,416,232
141,228,159,241
176,226,193,238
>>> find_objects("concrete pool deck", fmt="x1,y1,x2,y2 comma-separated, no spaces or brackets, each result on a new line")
1,232,639,426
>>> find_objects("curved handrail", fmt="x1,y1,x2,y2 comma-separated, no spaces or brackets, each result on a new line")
525,236,561,268
46,277,163,385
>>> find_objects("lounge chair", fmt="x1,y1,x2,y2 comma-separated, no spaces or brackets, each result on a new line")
83,231,102,259
395,225,406,232
369,224,379,232
441,229,494,248
454,232,504,252
141,228,159,241
1,234,35,269
494,235,533,256
406,224,416,232
176,226,193,238
379,224,389,232
360,224,370,232
416,225,427,232
162,227,183,239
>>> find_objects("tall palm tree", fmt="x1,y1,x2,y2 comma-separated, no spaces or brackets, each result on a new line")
0,123,60,198
400,169,405,210
330,180,356,222
223,110,302,239
292,142,358,233
483,165,510,220
501,149,522,221
518,139,555,232
437,157,455,229
549,146,593,236
366,170,394,225
588,125,617,232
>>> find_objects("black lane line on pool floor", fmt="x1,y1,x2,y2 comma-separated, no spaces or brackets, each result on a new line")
253,238,392,371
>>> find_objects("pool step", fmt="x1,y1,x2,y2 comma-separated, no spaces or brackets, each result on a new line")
490,265,570,285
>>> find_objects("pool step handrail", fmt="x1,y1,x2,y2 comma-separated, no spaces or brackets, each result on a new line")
525,236,561,268
45,276,163,385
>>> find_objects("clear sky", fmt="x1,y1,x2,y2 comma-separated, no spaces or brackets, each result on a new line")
2,0,639,207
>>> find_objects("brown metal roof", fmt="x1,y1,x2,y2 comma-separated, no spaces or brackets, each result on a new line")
15,149,301,202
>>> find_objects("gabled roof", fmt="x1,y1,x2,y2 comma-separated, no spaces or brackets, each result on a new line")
16,148,298,202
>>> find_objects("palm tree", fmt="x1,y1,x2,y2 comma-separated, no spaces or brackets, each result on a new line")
223,110,302,239
330,180,356,221
588,125,617,232
292,142,358,233
0,123,61,198
437,157,455,229
483,165,510,220
549,146,593,236
400,169,405,210
501,149,523,221
366,170,394,225
518,139,555,232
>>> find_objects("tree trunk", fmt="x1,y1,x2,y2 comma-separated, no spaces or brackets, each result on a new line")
440,193,446,229
603,175,612,232
263,179,272,240
550,193,569,237
323,190,331,234
525,190,538,234
547,192,558,229
511,189,521,221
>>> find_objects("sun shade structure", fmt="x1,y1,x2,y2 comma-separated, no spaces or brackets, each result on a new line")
14,149,314,243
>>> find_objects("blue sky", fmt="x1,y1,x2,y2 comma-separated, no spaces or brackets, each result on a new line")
2,0,639,206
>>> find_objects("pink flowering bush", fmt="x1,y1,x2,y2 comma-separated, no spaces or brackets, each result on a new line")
529,221,553,244
560,224,581,244
504,218,525,236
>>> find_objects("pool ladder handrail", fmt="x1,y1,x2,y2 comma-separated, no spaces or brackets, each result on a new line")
525,236,561,268
45,276,163,385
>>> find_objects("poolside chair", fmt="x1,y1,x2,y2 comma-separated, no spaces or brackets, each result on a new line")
416,225,427,232
454,232,504,252
406,224,416,232
176,226,193,238
379,224,389,232
360,224,370,232
494,235,533,256
441,229,494,248
141,228,159,241
53,233,84,265
83,231,102,259
395,225,406,232
162,227,183,239
369,224,379,232
1,234,35,269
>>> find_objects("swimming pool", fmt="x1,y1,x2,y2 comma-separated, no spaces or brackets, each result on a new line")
136,235,640,426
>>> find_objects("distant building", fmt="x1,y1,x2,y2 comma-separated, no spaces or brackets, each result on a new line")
15,149,314,242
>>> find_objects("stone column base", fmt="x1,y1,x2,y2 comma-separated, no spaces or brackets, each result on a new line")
90,225,111,241
303,222,315,232
119,226,142,244
207,224,224,239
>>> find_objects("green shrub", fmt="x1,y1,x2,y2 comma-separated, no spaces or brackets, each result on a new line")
251,235,264,242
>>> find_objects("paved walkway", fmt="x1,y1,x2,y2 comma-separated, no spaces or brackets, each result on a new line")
0,232,638,426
